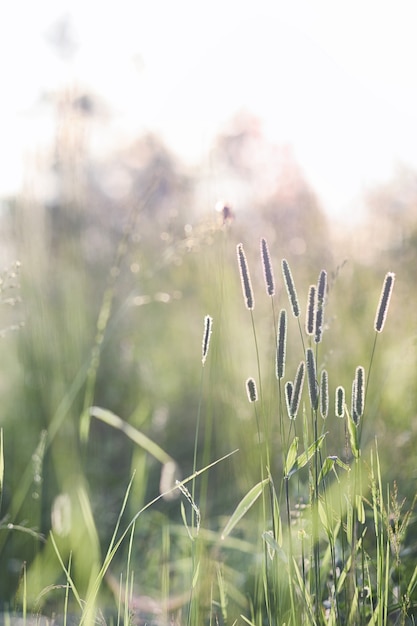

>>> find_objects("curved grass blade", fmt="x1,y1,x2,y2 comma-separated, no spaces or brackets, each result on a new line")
346,406,360,459
318,455,350,485
286,434,327,478
221,478,269,540
90,406,174,465
0,429,3,511
284,436,299,477
262,531,288,563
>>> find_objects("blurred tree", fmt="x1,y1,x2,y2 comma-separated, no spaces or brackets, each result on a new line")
210,112,332,268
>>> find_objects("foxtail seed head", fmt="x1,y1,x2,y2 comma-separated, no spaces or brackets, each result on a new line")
260,237,275,297
306,348,318,411
315,269,327,343
202,315,213,365
317,269,327,305
237,243,254,310
282,259,300,318
276,309,287,380
285,381,293,419
246,377,258,403
374,272,395,333
305,285,316,336
290,361,305,419
320,369,329,419
351,379,359,425
335,386,345,418
355,366,365,420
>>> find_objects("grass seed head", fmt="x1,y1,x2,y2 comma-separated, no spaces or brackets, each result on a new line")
317,269,327,306
202,315,213,365
285,381,294,418
306,285,316,336
246,377,258,403
260,237,275,297
290,361,305,419
351,378,359,425
335,386,345,418
355,366,365,420
374,272,395,333
237,243,254,310
306,348,319,411
320,369,329,420
276,309,287,380
282,258,300,318
315,269,327,343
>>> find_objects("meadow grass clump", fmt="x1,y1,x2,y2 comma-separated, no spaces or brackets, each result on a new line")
3,235,416,626
219,240,417,625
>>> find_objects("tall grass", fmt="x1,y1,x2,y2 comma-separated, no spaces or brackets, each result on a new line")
223,242,417,625
1,234,417,626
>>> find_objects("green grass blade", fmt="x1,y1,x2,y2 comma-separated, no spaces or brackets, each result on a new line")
284,436,299,477
90,406,173,464
0,428,3,513
221,478,269,540
286,433,326,478
346,407,360,459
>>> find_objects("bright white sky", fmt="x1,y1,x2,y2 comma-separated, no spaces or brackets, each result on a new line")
1,0,417,222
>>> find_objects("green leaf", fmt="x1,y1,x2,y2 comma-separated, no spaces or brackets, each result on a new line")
284,436,299,477
318,500,333,537
221,478,269,540
346,407,360,459
269,475,283,546
180,501,193,541
90,406,173,465
0,428,3,510
262,530,288,563
318,455,350,484
192,560,200,588
335,457,350,472
286,433,326,478
356,494,365,524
